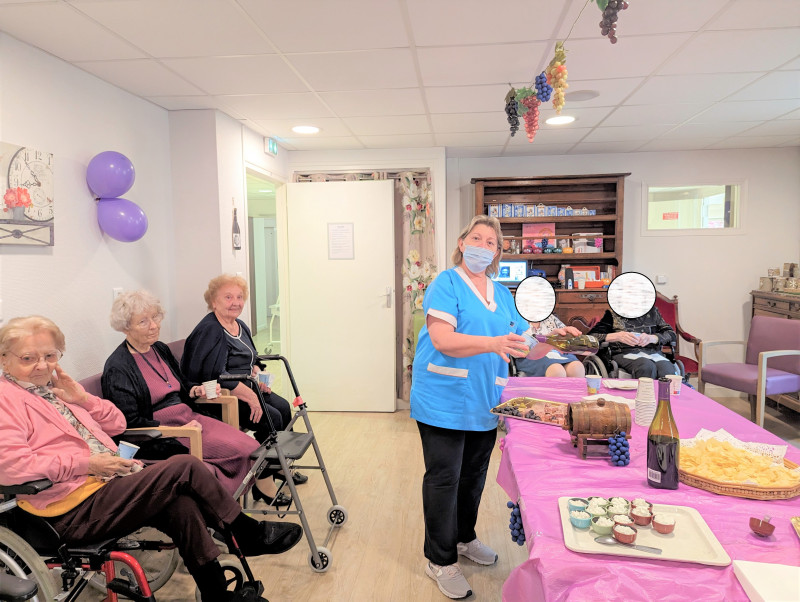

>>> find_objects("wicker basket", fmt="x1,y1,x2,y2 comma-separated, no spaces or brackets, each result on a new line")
679,458,800,501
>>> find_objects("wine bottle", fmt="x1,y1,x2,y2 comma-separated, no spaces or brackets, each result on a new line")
232,207,242,250
646,378,680,490
534,333,599,354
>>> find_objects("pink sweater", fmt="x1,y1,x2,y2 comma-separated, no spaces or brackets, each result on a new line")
0,377,126,509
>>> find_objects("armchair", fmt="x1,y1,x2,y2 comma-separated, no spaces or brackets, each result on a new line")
654,292,702,378
698,315,800,427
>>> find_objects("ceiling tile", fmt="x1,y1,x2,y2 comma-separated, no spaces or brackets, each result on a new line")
562,77,646,107
0,3,145,61
659,121,762,139
162,55,308,95
638,138,722,151
426,85,515,114
709,0,800,29
659,29,800,75
343,115,430,136
446,147,506,158
541,106,616,128
287,49,418,91
359,134,436,149
779,56,800,70
582,124,673,142
627,73,760,104
740,120,800,137
570,141,643,154
278,136,365,151
778,107,800,120
689,100,800,124
708,135,800,149
507,126,594,146
727,71,800,101
252,118,353,138
603,103,709,126
407,0,563,46
74,59,205,96
502,143,574,156
239,0,408,52
319,89,426,117
434,132,511,147
215,93,335,120
72,0,273,57
417,43,549,87
145,95,217,110
431,113,508,133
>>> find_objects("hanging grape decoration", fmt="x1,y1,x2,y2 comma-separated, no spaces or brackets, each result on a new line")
504,88,520,137
597,0,629,44
515,87,541,142
545,42,568,114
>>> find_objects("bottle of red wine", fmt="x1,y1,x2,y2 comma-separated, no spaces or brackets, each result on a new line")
534,333,599,354
647,378,680,489
232,207,242,250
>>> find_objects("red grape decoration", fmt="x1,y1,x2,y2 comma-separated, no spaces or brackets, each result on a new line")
514,87,541,143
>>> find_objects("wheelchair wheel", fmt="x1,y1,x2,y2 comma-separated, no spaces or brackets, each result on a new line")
0,526,58,602
582,354,608,378
87,527,179,596
194,557,244,601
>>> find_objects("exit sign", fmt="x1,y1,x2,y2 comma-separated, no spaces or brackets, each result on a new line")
265,137,279,156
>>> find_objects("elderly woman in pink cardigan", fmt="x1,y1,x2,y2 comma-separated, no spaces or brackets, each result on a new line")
0,315,301,602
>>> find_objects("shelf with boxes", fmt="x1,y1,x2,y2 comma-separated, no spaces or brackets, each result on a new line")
473,173,629,329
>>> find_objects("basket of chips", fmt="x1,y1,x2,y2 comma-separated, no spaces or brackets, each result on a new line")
679,429,800,500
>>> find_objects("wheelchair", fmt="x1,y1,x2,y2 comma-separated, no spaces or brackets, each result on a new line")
582,340,685,380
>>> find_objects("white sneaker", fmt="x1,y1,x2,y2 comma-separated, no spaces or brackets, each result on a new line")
425,561,473,599
457,538,498,565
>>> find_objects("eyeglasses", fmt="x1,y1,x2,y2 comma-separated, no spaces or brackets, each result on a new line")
133,314,164,330
5,350,63,367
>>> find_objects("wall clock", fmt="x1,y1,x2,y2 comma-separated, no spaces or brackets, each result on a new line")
1,142,54,246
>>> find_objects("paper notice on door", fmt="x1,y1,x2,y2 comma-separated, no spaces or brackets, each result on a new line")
328,222,354,260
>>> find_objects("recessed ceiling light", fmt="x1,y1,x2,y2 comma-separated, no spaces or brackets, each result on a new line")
292,125,320,134
546,115,576,125
566,90,600,102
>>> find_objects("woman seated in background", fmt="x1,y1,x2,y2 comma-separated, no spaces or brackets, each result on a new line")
181,274,307,489
102,290,290,504
515,314,586,378
0,315,301,602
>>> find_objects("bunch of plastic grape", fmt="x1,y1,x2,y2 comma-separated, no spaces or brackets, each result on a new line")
534,72,553,103
599,0,629,44
507,501,526,546
608,432,630,466
545,43,568,114
505,97,520,137
520,96,541,142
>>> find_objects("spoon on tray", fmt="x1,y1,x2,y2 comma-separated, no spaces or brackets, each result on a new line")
594,536,662,554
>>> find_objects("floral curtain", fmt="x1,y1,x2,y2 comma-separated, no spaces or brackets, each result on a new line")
398,172,437,401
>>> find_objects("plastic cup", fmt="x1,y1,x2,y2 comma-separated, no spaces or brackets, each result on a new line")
586,375,601,395
117,441,140,459
203,380,218,399
666,374,682,395
257,372,274,387
577,278,586,290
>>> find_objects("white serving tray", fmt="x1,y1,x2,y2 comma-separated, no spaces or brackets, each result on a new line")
558,496,731,566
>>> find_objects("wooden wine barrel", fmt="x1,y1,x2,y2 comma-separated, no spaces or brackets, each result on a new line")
563,398,631,437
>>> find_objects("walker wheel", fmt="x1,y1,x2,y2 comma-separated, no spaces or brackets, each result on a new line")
309,546,331,572
327,505,348,527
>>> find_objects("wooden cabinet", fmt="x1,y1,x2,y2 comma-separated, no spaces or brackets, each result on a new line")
751,290,800,320
472,173,629,330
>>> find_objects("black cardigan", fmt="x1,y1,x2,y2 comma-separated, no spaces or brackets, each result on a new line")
181,312,264,392
102,340,198,428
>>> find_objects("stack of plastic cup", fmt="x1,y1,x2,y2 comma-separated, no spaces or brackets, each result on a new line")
634,377,657,427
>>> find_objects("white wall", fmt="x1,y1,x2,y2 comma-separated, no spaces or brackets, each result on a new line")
0,34,175,379
447,147,800,366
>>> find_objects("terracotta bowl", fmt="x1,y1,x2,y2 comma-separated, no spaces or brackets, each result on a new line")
652,515,676,534
611,514,634,527
613,525,638,544
630,508,653,526
749,517,775,537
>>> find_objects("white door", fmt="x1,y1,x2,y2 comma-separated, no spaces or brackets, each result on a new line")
285,181,395,411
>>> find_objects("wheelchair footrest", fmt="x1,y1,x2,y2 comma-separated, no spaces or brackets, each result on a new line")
250,431,314,461
107,578,155,602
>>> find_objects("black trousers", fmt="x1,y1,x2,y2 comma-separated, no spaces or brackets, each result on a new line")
240,384,292,442
612,353,678,379
416,421,496,566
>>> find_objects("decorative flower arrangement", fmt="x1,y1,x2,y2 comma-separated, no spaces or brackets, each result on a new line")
3,187,32,213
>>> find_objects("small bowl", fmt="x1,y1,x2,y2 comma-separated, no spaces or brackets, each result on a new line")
567,498,590,513
608,497,629,508
591,516,614,536
613,524,638,544
749,517,775,537
587,505,607,518
612,514,634,527
652,515,676,534
587,496,609,507
606,504,629,517
569,512,592,529
630,508,653,526
630,499,652,512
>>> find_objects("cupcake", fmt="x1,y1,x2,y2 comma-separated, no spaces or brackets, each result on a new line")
612,524,637,544
652,514,676,534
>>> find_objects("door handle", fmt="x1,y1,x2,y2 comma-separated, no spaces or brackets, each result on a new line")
380,287,393,308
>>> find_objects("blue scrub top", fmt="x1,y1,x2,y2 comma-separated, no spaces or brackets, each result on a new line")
410,266,528,431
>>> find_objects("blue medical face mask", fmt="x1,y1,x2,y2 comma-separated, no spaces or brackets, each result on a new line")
462,244,495,273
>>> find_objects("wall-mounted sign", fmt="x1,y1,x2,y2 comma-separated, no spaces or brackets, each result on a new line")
265,137,279,156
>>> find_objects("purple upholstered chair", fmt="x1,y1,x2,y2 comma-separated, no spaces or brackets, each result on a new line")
698,316,800,427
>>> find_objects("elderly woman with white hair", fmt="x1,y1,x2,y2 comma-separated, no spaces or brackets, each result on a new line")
102,290,290,504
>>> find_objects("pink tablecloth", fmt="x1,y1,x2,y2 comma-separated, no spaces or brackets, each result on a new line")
496,377,800,602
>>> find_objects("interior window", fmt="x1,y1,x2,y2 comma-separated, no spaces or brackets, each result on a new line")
646,185,740,231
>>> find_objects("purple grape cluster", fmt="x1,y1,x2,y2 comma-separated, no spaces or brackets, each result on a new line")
599,0,629,44
507,501,526,546
505,98,520,136
608,432,630,466
534,72,552,103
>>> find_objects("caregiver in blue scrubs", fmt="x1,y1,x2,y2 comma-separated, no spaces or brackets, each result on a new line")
411,214,529,600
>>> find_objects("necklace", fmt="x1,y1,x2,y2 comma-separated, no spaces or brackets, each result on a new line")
127,341,172,389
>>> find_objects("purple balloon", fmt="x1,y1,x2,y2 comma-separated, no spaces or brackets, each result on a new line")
97,198,148,242
86,151,135,198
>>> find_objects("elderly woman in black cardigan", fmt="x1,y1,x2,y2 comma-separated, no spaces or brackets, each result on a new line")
181,274,307,487
102,290,290,504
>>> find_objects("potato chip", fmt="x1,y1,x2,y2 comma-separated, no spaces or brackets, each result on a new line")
680,439,800,488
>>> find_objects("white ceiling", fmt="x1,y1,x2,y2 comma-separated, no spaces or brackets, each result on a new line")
1,0,799,157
